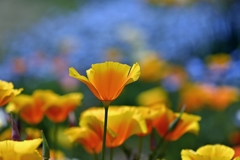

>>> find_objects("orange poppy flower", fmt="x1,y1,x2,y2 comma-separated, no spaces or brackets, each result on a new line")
153,107,201,141
81,106,147,148
137,105,165,136
69,61,140,104
44,92,83,123
201,84,239,110
6,90,57,124
0,80,23,107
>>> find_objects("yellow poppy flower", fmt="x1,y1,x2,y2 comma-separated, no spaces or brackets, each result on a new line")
153,107,201,141
0,80,23,107
81,106,147,148
65,127,103,154
0,138,42,160
181,144,240,160
44,92,83,123
69,61,140,104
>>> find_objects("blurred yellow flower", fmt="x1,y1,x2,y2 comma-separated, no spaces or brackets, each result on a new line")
207,53,231,72
24,128,41,140
181,144,240,160
0,138,42,160
80,106,147,148
69,61,140,104
44,92,83,123
153,107,201,141
0,128,12,141
137,87,168,106
0,80,23,107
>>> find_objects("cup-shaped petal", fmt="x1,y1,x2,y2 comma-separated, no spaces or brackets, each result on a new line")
69,61,140,103
181,144,235,160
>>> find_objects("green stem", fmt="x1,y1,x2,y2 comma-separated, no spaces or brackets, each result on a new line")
101,106,109,160
53,123,58,158
150,131,169,160
110,148,114,160
137,137,143,160
94,151,99,160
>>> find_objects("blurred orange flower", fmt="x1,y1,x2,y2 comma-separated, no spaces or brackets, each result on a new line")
44,92,83,123
0,138,42,160
181,144,240,160
179,83,206,112
0,80,23,107
69,61,140,105
65,127,103,154
201,84,239,110
153,107,201,141
137,105,165,136
6,90,57,124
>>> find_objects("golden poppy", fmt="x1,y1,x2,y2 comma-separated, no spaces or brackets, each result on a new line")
69,61,140,104
0,80,23,107
0,138,42,160
81,106,147,148
153,107,201,141
181,144,240,160
44,92,83,123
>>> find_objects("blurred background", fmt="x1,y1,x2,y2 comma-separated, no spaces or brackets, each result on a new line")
0,0,240,159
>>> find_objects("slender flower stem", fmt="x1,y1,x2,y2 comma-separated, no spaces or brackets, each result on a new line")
110,148,114,160
94,151,99,160
53,122,59,158
101,105,109,160
137,137,143,160
150,131,169,160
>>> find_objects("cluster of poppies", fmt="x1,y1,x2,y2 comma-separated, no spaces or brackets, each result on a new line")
0,61,239,160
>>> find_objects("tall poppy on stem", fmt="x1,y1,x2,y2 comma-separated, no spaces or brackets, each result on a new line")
69,61,141,160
